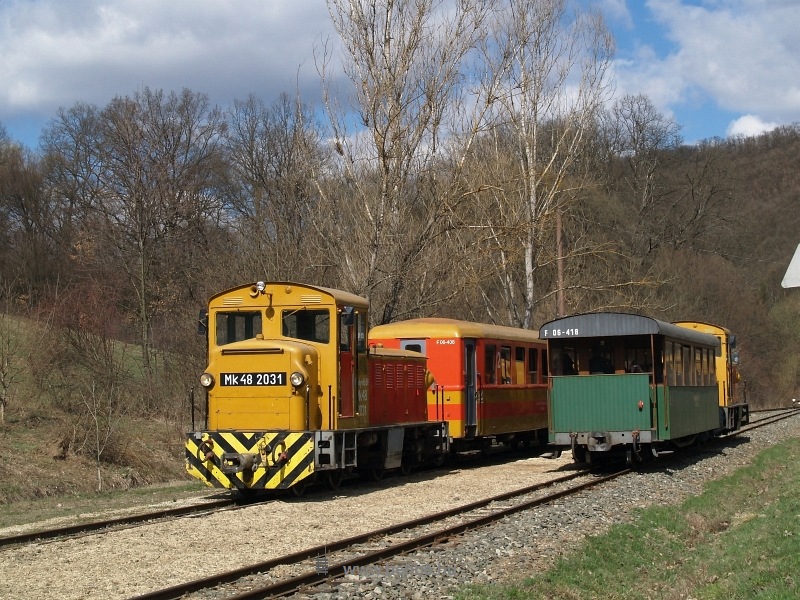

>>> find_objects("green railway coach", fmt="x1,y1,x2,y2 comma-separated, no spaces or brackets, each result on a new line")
539,313,743,464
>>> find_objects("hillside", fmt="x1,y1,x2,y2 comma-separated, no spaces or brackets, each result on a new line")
1,123,799,503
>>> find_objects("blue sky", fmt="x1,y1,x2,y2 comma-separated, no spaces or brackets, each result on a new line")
1,0,798,150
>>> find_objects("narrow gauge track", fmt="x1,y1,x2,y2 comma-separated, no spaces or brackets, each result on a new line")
6,410,788,551
130,468,617,600
0,496,244,549
736,407,800,432
0,445,547,549
133,408,800,600
749,406,799,414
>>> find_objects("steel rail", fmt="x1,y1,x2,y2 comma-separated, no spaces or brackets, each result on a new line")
128,469,593,600
733,407,800,435
209,411,800,599
226,469,631,599
234,409,800,600
0,497,240,548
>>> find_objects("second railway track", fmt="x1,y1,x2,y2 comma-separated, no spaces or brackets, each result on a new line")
131,467,611,600
133,408,800,600
0,495,246,548
1,409,797,600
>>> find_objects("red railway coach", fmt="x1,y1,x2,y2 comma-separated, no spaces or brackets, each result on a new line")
369,318,549,452
185,282,448,494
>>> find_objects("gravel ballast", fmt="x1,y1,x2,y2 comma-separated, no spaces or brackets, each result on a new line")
0,414,797,600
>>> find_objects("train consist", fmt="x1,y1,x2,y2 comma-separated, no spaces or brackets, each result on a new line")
185,281,749,493
369,318,549,452
540,313,748,464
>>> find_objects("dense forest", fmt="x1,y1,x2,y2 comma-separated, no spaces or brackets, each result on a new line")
0,0,798,493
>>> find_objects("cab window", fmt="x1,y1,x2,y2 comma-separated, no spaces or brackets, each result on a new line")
215,311,262,345
528,348,539,383
282,309,330,343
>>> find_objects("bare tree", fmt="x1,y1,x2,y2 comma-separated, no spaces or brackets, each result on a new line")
0,305,23,424
0,144,75,303
81,381,124,491
470,0,615,327
602,94,736,262
86,88,227,370
225,93,328,281
317,0,490,322
603,94,682,211
601,94,682,259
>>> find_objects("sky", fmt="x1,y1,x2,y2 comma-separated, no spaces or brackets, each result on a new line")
1,0,799,150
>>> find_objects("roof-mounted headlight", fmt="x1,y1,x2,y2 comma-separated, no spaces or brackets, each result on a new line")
290,371,305,387
199,372,214,388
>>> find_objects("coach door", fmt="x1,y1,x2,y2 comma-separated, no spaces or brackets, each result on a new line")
465,339,477,437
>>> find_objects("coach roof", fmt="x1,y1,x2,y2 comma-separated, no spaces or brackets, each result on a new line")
539,312,719,348
370,317,541,343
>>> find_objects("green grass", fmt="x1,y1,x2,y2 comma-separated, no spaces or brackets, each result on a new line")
459,438,800,600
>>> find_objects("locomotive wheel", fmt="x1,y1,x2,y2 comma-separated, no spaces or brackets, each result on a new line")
367,466,385,482
400,457,412,476
325,470,343,490
291,480,308,497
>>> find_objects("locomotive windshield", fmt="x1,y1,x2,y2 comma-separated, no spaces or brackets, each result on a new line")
215,311,262,345
282,308,330,343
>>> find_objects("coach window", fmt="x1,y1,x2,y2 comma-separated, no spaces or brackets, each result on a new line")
700,348,709,385
499,346,512,384
514,347,526,384
708,348,715,384
711,348,718,384
697,348,708,385
282,309,330,344
709,348,718,384
682,345,692,386
665,341,676,386
528,348,539,384
693,347,702,385
216,311,262,346
484,344,497,384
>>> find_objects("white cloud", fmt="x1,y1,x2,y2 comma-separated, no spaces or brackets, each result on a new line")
645,0,800,123
598,0,633,28
726,114,779,138
0,0,335,121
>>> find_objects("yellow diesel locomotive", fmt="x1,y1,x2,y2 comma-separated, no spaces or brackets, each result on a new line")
673,320,748,430
185,282,448,493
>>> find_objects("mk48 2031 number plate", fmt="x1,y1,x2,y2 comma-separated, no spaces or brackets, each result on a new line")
220,372,286,386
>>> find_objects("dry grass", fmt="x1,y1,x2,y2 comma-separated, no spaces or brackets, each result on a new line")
0,406,193,511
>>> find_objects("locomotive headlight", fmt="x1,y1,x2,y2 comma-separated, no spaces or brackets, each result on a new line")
290,371,305,387
199,372,215,388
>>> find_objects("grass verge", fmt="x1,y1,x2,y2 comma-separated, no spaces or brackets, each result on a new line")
459,437,800,600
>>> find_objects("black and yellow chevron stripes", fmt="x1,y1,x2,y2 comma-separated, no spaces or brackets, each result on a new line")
185,431,315,491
